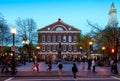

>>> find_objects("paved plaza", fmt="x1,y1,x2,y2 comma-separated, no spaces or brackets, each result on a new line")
0,61,117,77
1,61,120,81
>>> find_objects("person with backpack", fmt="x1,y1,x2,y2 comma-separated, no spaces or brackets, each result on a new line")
72,63,78,80
57,61,63,80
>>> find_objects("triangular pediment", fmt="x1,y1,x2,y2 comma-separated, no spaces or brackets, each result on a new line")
38,18,81,32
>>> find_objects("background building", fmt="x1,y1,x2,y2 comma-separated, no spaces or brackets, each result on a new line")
37,18,81,61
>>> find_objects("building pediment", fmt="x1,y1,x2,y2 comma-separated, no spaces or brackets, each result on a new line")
38,18,81,32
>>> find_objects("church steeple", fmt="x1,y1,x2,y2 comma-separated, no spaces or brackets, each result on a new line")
107,3,118,28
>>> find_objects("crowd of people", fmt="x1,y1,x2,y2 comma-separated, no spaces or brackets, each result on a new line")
0,55,119,81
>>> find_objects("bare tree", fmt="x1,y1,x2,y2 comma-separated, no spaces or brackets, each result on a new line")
15,17,38,45
87,20,119,58
0,13,11,54
15,17,38,62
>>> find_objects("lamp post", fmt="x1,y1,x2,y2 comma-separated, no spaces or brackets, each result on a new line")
58,43,61,61
22,40,28,65
102,46,106,55
36,45,40,61
102,46,106,61
89,41,93,54
11,27,16,75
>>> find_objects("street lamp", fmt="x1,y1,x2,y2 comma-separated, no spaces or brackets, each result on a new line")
89,41,93,54
80,46,83,54
36,45,40,61
22,40,28,45
11,27,16,75
102,46,106,54
36,45,40,51
22,40,28,65
102,46,106,60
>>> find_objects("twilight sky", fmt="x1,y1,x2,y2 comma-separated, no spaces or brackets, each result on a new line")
0,0,120,34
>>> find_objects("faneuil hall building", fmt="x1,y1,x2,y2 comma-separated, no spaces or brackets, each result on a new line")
37,18,81,61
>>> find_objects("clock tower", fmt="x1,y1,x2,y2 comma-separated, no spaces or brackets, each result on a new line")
107,3,118,28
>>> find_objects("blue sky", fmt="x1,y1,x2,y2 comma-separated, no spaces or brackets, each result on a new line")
0,0,120,34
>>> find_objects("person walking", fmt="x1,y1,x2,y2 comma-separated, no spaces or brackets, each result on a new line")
91,59,96,72
110,58,114,73
87,58,92,70
112,60,118,75
72,63,78,81
32,61,39,73
1,56,9,74
57,61,63,80
81,57,85,70
47,61,52,72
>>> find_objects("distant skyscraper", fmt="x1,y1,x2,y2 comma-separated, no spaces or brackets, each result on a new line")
107,3,118,28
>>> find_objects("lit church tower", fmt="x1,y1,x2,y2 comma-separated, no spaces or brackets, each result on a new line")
107,3,118,28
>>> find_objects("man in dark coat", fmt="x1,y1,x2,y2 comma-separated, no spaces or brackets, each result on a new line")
72,63,78,80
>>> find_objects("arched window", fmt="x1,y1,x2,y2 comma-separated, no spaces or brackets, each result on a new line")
52,35,56,42
42,45,45,51
68,45,72,51
68,36,72,42
47,35,51,42
73,36,77,42
47,45,51,51
56,27,63,31
57,35,61,42
42,35,45,42
52,45,56,51
73,45,77,51
63,45,66,51
63,35,66,42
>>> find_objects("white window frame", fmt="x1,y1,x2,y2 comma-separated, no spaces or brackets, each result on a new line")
57,35,61,42
56,27,63,31
42,35,45,42
63,45,66,51
73,36,77,42
42,45,45,51
63,35,66,42
68,45,72,51
47,35,51,42
73,45,77,51
68,36,72,42
52,35,56,42
47,45,51,51
52,45,56,51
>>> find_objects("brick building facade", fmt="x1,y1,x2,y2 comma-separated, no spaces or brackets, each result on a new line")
37,19,81,60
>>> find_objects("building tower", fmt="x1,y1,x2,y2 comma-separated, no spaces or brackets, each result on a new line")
107,3,118,28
